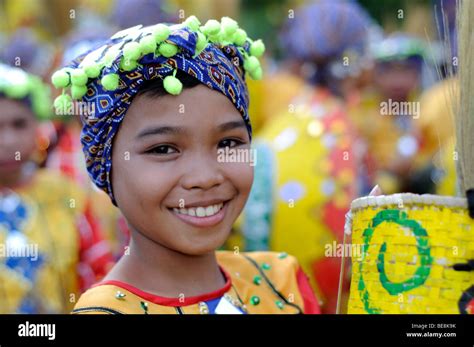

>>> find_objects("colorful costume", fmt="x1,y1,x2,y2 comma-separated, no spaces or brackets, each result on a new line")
244,87,359,313
0,65,112,313
348,34,432,194
0,170,112,313
242,1,371,313
73,252,319,314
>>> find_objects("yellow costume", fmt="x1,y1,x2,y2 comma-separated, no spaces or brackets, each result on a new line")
0,169,112,313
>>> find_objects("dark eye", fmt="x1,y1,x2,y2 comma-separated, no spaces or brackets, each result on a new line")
218,138,244,149
12,118,28,130
146,145,178,155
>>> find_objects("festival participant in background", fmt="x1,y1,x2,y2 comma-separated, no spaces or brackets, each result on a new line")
349,33,435,195
52,15,320,314
241,0,372,313
0,64,113,313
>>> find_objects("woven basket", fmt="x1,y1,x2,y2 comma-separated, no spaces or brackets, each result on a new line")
347,194,474,314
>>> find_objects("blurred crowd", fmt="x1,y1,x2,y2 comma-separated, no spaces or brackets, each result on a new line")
0,0,459,313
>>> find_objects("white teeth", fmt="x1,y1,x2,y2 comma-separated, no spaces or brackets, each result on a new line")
205,206,214,216
172,203,224,218
196,207,206,217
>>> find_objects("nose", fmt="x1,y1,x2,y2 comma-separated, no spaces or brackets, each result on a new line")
180,151,225,191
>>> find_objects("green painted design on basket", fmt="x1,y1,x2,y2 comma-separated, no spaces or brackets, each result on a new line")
357,209,432,314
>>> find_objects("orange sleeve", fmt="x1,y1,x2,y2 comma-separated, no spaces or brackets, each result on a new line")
296,267,321,314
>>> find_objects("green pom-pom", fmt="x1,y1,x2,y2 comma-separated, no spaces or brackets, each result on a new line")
104,48,120,67
221,17,238,36
244,56,260,72
70,69,88,86
139,35,156,55
249,66,263,80
163,75,182,95
123,41,141,61
219,30,233,44
119,58,138,71
83,63,101,78
153,24,170,42
71,85,88,99
202,19,221,36
184,15,201,31
159,43,178,58
195,32,207,53
6,84,29,99
101,73,120,91
207,32,221,44
53,94,72,113
233,29,247,46
51,69,70,88
250,39,265,57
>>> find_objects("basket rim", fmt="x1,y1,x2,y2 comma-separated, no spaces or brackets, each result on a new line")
350,193,467,211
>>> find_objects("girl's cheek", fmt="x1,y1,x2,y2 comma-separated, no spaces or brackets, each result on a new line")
230,162,254,195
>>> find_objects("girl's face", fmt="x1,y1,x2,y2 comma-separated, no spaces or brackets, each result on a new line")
0,98,38,185
111,84,254,255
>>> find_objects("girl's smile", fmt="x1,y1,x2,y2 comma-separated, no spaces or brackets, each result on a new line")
169,198,231,228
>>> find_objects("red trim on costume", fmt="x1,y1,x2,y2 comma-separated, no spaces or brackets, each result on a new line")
78,200,114,291
95,267,232,307
296,267,321,314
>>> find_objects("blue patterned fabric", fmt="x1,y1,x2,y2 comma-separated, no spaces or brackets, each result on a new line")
65,25,252,204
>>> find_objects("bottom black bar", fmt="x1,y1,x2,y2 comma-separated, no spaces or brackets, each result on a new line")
0,314,472,346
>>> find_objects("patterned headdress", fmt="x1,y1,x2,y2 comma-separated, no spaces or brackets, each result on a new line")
52,16,265,203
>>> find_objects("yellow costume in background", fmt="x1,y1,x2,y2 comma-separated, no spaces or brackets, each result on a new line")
0,169,112,313
243,86,359,312
419,78,458,196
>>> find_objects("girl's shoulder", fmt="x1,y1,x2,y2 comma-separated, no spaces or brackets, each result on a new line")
72,251,320,314
216,251,320,314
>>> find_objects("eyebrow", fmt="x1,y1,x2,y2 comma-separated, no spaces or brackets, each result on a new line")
217,120,247,132
135,125,186,139
135,119,247,140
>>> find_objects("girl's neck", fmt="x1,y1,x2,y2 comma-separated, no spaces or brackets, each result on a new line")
106,229,226,298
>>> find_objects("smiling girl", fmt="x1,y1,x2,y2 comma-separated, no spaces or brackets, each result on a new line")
53,16,320,314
